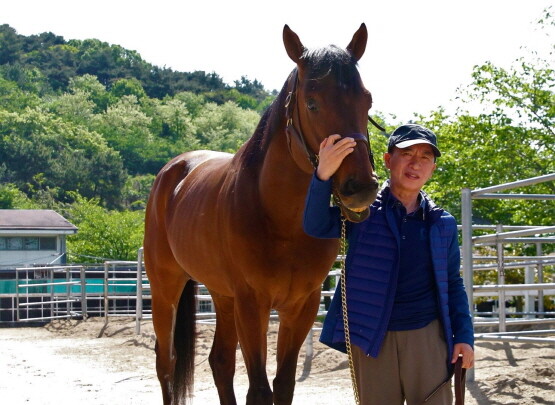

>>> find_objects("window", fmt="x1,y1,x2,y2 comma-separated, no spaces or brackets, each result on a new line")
39,237,57,251
25,237,39,250
0,237,57,251
6,237,23,250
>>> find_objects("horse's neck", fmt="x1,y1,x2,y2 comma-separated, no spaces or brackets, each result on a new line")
257,123,312,232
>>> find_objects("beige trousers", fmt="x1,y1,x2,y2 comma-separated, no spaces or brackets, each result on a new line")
351,319,452,405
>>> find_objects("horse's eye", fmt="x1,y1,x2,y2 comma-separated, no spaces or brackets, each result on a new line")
306,98,318,111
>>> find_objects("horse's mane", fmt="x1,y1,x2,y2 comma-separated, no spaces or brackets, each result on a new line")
239,78,290,168
240,45,359,168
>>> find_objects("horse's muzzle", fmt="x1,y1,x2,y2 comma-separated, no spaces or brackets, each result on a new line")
338,175,379,222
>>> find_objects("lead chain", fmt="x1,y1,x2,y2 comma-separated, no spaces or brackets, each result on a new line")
340,217,361,405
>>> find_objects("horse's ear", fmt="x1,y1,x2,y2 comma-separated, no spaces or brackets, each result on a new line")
347,23,368,61
283,25,305,64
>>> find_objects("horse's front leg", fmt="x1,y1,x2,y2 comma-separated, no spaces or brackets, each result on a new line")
273,289,322,405
234,288,273,405
209,294,239,405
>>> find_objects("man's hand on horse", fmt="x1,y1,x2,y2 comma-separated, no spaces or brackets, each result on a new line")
316,135,357,181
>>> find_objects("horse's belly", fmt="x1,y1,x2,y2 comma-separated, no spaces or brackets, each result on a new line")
227,238,338,306
170,222,337,302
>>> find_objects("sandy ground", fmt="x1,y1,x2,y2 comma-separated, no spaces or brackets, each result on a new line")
0,317,553,405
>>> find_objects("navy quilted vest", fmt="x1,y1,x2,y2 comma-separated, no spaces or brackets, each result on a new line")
320,185,458,361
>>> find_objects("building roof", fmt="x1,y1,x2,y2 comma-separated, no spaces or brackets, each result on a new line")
0,210,77,233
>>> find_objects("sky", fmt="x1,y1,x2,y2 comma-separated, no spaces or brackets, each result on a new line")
3,0,553,123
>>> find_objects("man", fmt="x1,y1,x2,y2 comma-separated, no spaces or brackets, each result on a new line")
303,124,474,405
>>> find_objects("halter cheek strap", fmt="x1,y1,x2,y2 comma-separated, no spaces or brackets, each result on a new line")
285,74,319,171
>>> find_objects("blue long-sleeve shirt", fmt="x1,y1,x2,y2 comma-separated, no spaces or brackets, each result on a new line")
387,195,439,331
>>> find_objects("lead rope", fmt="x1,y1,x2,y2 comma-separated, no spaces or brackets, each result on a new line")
339,217,361,405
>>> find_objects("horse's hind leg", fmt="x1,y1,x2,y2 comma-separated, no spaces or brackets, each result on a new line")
273,290,322,405
150,272,187,405
145,230,189,405
209,294,238,405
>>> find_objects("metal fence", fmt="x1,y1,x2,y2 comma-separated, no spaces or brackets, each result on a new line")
0,263,140,323
1,174,553,383
13,265,87,322
461,173,555,381
133,247,345,335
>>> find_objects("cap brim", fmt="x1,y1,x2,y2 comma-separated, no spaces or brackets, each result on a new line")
395,139,441,157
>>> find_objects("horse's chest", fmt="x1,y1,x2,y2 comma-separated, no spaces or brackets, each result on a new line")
243,239,337,289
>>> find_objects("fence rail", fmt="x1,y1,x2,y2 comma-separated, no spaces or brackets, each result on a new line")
461,172,555,381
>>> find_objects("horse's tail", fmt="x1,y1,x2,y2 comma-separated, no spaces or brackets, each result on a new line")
172,279,197,404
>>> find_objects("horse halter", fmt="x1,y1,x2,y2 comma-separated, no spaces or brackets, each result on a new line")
284,72,378,171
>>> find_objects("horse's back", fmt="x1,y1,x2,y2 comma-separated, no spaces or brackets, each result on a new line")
147,150,232,216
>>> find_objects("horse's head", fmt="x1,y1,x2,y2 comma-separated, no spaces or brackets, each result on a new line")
282,24,380,223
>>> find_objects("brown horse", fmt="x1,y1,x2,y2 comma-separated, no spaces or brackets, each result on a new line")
144,24,379,405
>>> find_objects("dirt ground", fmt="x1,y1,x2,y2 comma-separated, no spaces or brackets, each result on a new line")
0,317,553,405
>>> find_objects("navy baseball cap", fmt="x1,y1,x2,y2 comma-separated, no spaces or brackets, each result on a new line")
388,124,441,157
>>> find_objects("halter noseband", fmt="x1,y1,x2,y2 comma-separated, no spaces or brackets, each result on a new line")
284,72,377,171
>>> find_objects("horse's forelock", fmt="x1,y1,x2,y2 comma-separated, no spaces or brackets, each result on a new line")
302,45,358,86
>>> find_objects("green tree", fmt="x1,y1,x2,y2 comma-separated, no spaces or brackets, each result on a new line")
0,64,51,97
65,196,144,262
419,8,554,227
0,182,37,209
0,108,127,208
121,174,156,210
110,77,147,101
193,101,260,152
92,94,160,174
0,73,42,112
421,110,554,227
22,43,79,91
68,74,111,112
70,39,149,87
47,89,96,127
0,24,23,65
173,91,206,118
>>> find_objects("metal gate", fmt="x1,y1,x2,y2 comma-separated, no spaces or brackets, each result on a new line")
15,265,87,322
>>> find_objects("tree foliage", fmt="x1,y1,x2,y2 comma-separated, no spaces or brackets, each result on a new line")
0,24,274,102
0,24,266,205
64,196,144,262
1,13,553,266
0,107,127,208
419,9,554,229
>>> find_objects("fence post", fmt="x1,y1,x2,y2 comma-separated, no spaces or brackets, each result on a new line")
536,242,544,317
103,261,109,326
524,266,534,319
49,267,54,319
461,188,474,316
136,248,143,335
15,268,20,322
461,188,475,382
496,224,506,333
66,267,71,317
80,266,87,320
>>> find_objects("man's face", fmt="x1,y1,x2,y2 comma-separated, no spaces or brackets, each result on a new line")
384,144,437,195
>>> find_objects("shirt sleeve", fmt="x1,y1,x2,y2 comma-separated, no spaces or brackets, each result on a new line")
446,221,475,347
303,173,342,239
